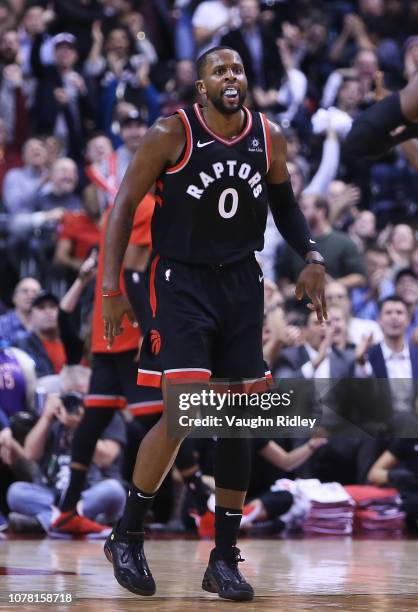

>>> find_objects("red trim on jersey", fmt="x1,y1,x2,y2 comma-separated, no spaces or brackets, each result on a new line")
155,195,163,207
260,113,272,172
128,401,164,416
149,254,160,318
137,369,162,387
165,369,211,381
193,103,253,146
156,180,163,191
84,395,126,408
165,109,193,174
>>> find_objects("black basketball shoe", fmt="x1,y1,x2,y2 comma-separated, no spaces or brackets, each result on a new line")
202,547,254,601
104,522,156,596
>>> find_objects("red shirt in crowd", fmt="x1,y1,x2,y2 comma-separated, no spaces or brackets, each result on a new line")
58,211,101,261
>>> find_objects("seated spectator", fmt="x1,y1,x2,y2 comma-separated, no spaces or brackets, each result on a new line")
86,111,147,203
351,246,394,320
239,436,327,532
84,132,114,210
367,438,418,533
325,281,383,346
348,209,376,252
6,392,126,535
327,180,362,230
363,297,418,430
0,277,41,345
161,59,197,116
35,157,81,213
277,195,366,290
387,224,416,275
274,308,366,380
9,157,81,240
394,268,418,341
282,127,309,180
2,136,48,214
0,343,37,426
0,420,36,526
15,290,67,378
31,32,95,162
262,124,341,283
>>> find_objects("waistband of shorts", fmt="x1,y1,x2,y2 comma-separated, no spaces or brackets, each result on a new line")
156,253,255,271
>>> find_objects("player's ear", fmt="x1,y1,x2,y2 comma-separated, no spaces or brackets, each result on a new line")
196,79,206,95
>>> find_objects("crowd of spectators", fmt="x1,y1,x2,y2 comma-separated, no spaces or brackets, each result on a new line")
0,0,418,538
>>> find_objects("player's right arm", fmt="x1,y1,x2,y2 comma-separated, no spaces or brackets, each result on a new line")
102,115,186,347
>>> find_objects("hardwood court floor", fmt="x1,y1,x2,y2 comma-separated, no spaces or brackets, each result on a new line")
1,537,418,611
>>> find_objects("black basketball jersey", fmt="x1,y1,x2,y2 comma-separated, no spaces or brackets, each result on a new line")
151,103,272,265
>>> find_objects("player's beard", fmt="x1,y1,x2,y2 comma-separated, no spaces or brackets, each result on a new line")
211,89,246,115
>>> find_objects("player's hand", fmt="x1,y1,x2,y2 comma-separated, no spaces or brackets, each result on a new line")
295,263,327,323
102,294,137,349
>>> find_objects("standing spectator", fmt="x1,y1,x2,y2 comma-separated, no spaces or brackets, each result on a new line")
52,0,103,63
85,22,160,139
2,137,48,213
0,277,41,345
221,0,284,112
192,0,238,54
0,38,30,148
15,291,67,378
31,32,95,162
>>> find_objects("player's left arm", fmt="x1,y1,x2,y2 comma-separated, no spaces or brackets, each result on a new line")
266,120,327,322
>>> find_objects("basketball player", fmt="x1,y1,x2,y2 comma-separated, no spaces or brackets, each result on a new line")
345,71,418,159
50,195,165,537
102,47,327,601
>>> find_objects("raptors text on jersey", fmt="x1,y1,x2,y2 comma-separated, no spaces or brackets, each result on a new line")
151,103,272,265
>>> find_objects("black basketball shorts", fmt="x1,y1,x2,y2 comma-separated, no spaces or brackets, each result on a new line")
137,253,269,387
85,350,163,416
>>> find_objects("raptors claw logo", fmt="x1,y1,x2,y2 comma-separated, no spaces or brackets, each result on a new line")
150,329,162,355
